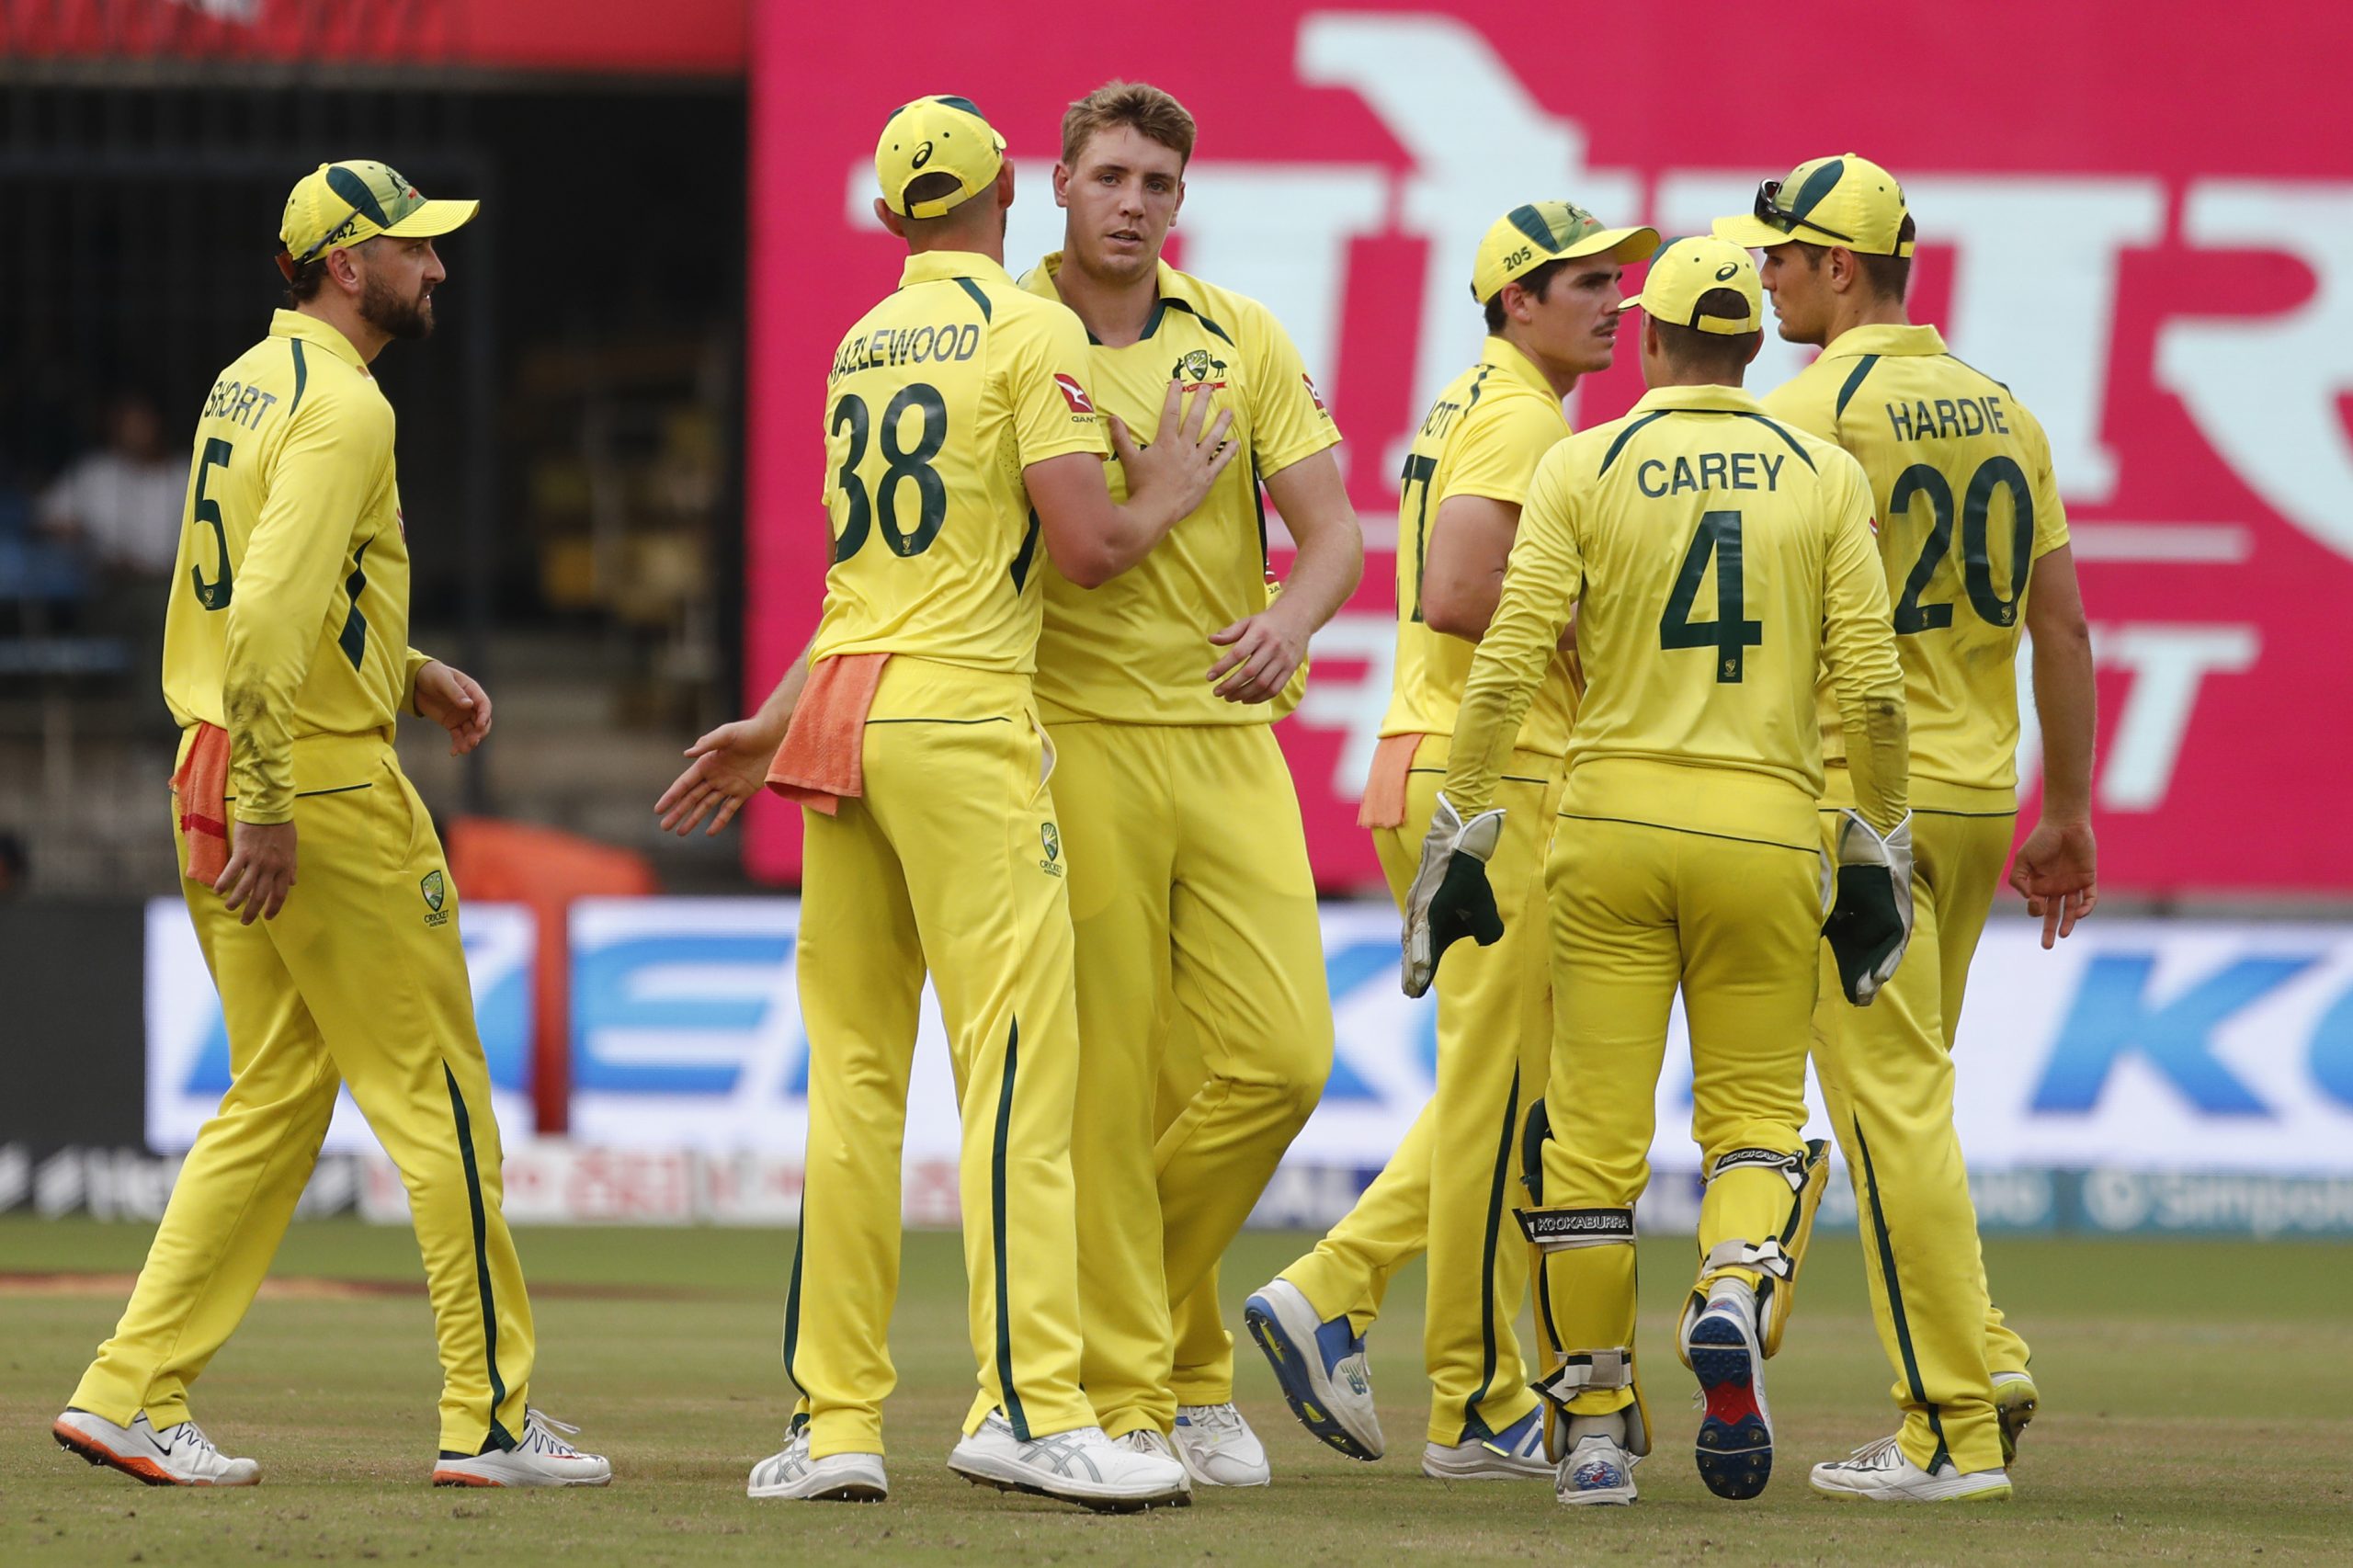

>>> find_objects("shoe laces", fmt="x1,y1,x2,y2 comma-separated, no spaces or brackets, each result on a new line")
1180,1402,1245,1434
1843,1433,1904,1469
519,1407,585,1457
163,1420,220,1458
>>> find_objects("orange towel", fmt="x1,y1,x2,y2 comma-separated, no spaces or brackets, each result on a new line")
1357,732,1424,830
172,722,233,885
765,653,889,815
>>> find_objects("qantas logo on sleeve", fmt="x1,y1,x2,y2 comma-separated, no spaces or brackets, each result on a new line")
1302,370,1330,415
1054,373,1096,415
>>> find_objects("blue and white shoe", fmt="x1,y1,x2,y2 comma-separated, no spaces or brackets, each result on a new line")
1556,1433,1639,1506
1422,1405,1550,1480
1686,1285,1773,1500
1243,1278,1384,1460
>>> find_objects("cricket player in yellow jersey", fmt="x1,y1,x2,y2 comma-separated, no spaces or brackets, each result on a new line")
656,96,1231,1511
52,161,609,1490
1409,238,1914,1507
1715,155,2097,1503
1249,201,1657,1482
1010,82,1363,1488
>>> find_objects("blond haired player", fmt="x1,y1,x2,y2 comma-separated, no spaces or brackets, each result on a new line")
1248,202,1655,1482
1006,81,1363,1488
1409,239,1913,1506
53,161,609,1489
658,96,1228,1511
1716,155,2096,1502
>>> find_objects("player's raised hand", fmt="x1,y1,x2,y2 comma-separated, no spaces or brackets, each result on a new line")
1110,380,1237,524
655,720,779,837
2009,817,2097,949
214,820,297,925
414,660,493,756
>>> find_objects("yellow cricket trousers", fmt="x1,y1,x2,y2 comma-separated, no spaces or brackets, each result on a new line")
1538,767,1819,1415
74,735,532,1458
787,659,1093,1458
1051,720,1331,1437
1811,767,2031,1475
1279,737,1560,1444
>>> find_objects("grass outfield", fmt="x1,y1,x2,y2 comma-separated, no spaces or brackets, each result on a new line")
4,1222,2348,1564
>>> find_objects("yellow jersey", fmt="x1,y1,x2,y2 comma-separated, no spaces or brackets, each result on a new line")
1444,383,1908,849
1381,334,1577,756
1763,323,2070,808
811,250,1108,676
162,310,436,825
1017,256,1340,725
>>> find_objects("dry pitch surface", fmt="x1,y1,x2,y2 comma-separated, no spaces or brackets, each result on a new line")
3,1221,2347,1565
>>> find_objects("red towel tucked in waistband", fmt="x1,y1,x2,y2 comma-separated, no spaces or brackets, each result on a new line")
172,722,233,884
1357,732,1424,830
765,653,890,816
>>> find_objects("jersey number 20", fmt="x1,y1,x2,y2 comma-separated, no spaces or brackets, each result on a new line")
1659,508,1763,683
830,384,948,562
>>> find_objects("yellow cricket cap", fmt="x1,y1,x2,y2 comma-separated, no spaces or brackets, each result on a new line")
1711,153,1913,256
1620,237,1764,335
876,95,1006,220
1471,200,1660,303
280,160,476,267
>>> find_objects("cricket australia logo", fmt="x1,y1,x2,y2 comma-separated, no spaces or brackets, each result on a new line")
1038,821,1063,878
1173,347,1228,390
420,869,449,926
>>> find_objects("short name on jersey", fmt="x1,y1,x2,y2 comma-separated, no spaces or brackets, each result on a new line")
1885,393,2011,442
203,378,282,432
829,320,981,385
1635,449,1788,498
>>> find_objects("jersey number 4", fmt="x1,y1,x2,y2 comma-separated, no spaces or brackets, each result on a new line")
1888,456,2034,632
1659,508,1763,684
830,384,948,563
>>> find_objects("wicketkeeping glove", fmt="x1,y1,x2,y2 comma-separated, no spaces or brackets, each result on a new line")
1821,809,1915,1006
1401,791,1506,997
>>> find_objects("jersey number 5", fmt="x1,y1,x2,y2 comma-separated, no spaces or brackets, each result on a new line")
1659,508,1763,683
830,384,949,563
189,437,234,610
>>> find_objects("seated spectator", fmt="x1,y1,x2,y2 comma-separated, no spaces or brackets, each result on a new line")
40,393,185,585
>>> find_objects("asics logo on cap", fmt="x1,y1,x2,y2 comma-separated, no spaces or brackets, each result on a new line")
1716,262,1740,280
911,141,935,169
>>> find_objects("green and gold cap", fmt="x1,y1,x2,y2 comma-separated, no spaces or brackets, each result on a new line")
1620,237,1763,335
1712,153,1912,256
876,95,1006,219
1471,200,1660,303
279,160,476,267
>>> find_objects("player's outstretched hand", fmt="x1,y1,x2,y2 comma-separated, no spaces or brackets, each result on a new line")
415,660,493,756
655,720,779,838
2009,816,2097,949
1109,379,1237,525
1207,598,1311,704
215,820,297,926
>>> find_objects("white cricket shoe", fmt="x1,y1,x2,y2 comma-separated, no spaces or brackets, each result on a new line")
1243,1278,1383,1460
1173,1403,1270,1487
747,1426,887,1502
1115,1427,1197,1499
949,1412,1190,1512
1993,1371,2039,1465
431,1407,612,1487
1422,1405,1551,1481
1810,1433,2012,1502
1555,1433,1640,1506
1686,1283,1773,1500
53,1409,259,1487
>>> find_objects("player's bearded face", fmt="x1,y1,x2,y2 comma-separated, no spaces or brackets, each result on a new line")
1059,126,1183,284
358,241,440,341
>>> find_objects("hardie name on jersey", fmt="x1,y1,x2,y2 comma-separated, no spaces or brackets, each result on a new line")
1885,393,2011,442
829,321,981,385
1635,449,1788,499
